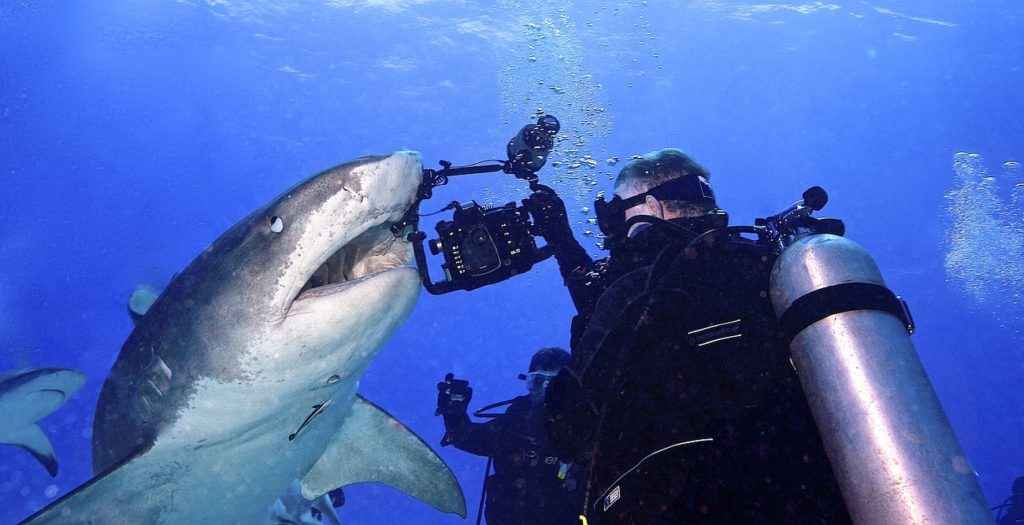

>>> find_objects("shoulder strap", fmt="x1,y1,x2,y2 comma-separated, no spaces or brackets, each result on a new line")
574,240,686,377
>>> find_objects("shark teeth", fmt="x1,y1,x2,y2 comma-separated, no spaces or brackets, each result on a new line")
296,223,413,300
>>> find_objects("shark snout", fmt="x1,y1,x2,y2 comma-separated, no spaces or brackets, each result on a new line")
289,152,421,305
265,151,423,316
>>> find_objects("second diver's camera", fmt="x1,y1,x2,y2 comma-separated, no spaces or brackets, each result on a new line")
437,372,471,408
429,200,551,292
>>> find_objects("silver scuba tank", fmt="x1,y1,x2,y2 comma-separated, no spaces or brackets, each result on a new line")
769,232,993,524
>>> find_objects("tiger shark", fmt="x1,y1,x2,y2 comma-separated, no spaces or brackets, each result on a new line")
22,151,466,523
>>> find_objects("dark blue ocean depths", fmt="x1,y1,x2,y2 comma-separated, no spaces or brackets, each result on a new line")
1,0,1022,523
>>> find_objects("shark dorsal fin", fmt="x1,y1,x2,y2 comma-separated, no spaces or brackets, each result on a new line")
299,395,467,518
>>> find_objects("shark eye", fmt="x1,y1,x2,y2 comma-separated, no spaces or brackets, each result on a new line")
327,374,341,384
269,216,285,233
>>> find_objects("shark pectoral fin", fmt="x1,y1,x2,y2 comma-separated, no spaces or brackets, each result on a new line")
1,424,58,477
299,395,467,518
18,443,169,525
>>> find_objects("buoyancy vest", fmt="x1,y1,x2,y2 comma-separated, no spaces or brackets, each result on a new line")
549,224,850,523
577,228,791,446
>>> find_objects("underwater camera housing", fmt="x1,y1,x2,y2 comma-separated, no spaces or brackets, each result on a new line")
427,200,551,293
393,115,560,294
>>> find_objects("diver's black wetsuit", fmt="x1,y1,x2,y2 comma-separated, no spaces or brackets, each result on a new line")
442,395,582,525
547,233,606,349
1000,506,1024,525
547,219,852,524
997,478,1024,525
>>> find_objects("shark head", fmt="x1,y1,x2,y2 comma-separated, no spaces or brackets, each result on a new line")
183,150,423,324
93,151,426,473
254,153,421,322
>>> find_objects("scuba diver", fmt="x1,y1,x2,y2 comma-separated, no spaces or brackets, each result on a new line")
995,476,1024,524
400,118,987,522
529,149,852,523
436,348,583,525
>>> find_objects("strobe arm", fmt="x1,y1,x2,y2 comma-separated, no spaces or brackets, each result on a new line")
419,160,510,200
390,160,512,237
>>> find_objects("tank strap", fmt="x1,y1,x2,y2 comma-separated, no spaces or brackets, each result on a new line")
779,282,915,343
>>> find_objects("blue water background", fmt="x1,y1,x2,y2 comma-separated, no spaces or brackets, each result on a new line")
1,1,1022,523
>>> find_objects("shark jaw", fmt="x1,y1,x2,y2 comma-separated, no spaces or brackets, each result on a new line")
264,151,424,323
292,222,413,305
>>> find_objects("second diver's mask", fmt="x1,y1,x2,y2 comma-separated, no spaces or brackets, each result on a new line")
594,174,720,251
526,370,558,405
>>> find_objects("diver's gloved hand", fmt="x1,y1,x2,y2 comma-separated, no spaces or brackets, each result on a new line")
436,373,472,417
525,184,575,247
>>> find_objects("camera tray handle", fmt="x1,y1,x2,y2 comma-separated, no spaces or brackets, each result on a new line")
407,229,459,295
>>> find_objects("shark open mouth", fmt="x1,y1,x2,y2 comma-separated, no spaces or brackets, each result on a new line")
295,223,413,300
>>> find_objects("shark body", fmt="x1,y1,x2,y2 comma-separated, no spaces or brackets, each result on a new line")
22,152,465,524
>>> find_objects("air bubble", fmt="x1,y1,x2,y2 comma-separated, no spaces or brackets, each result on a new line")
945,152,1024,322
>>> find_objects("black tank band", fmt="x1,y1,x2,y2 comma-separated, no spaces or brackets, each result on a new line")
779,282,914,343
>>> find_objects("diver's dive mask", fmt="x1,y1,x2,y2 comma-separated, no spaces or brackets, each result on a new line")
526,370,558,403
594,174,719,249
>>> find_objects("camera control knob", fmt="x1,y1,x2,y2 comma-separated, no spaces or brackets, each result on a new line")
429,239,443,255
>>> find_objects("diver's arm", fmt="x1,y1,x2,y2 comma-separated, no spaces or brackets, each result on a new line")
442,411,503,457
564,257,611,349
554,238,604,320
551,237,593,282
523,184,600,316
